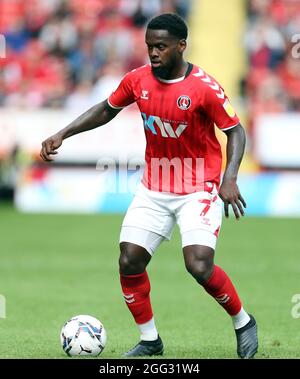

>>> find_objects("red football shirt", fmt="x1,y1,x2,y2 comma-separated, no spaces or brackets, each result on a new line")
108,64,240,194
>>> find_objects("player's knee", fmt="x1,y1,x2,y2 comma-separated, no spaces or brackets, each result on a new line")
183,246,214,284
185,258,213,284
119,242,148,275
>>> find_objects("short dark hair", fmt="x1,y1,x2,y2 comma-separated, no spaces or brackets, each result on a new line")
147,13,188,40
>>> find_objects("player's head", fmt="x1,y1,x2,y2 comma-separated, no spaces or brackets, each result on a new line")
145,13,188,79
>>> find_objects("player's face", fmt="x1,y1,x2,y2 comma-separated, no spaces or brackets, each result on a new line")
145,29,186,79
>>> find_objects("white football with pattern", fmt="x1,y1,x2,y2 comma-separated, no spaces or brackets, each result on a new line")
60,315,107,356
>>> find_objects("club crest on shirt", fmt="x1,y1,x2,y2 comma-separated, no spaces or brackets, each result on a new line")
177,95,191,110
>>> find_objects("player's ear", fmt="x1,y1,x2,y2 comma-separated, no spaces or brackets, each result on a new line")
178,39,187,53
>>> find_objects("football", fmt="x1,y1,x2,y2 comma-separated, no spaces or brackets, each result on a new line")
60,315,107,356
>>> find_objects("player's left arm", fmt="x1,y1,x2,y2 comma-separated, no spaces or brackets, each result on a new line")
200,76,247,220
219,124,247,219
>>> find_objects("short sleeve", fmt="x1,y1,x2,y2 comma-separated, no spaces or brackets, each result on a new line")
202,82,240,131
108,72,135,109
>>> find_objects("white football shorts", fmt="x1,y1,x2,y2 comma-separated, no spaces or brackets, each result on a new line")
119,183,223,255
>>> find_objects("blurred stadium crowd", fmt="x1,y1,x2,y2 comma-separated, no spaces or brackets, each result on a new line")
0,0,191,110
1,0,299,115
244,0,300,128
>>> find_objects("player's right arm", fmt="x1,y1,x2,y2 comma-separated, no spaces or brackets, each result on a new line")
40,100,121,162
41,69,137,162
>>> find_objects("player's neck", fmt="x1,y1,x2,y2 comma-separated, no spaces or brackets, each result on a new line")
159,60,189,81
176,60,189,79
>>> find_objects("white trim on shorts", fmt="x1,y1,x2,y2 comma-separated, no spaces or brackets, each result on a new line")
181,229,217,250
120,226,217,254
120,226,165,256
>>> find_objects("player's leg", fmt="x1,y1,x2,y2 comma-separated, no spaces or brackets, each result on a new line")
177,189,258,358
119,230,160,341
119,230,165,357
119,184,175,356
182,243,258,358
183,244,244,315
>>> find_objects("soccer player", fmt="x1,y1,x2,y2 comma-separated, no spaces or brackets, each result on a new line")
40,13,258,359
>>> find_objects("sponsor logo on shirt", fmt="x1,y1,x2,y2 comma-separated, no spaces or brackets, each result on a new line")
141,113,188,138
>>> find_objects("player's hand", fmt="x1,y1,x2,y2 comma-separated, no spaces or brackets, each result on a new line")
40,133,63,162
218,179,246,219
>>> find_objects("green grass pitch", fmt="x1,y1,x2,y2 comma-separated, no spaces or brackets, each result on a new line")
0,203,299,358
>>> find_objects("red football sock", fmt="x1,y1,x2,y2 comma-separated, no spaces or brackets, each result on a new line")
202,265,242,316
120,271,153,324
